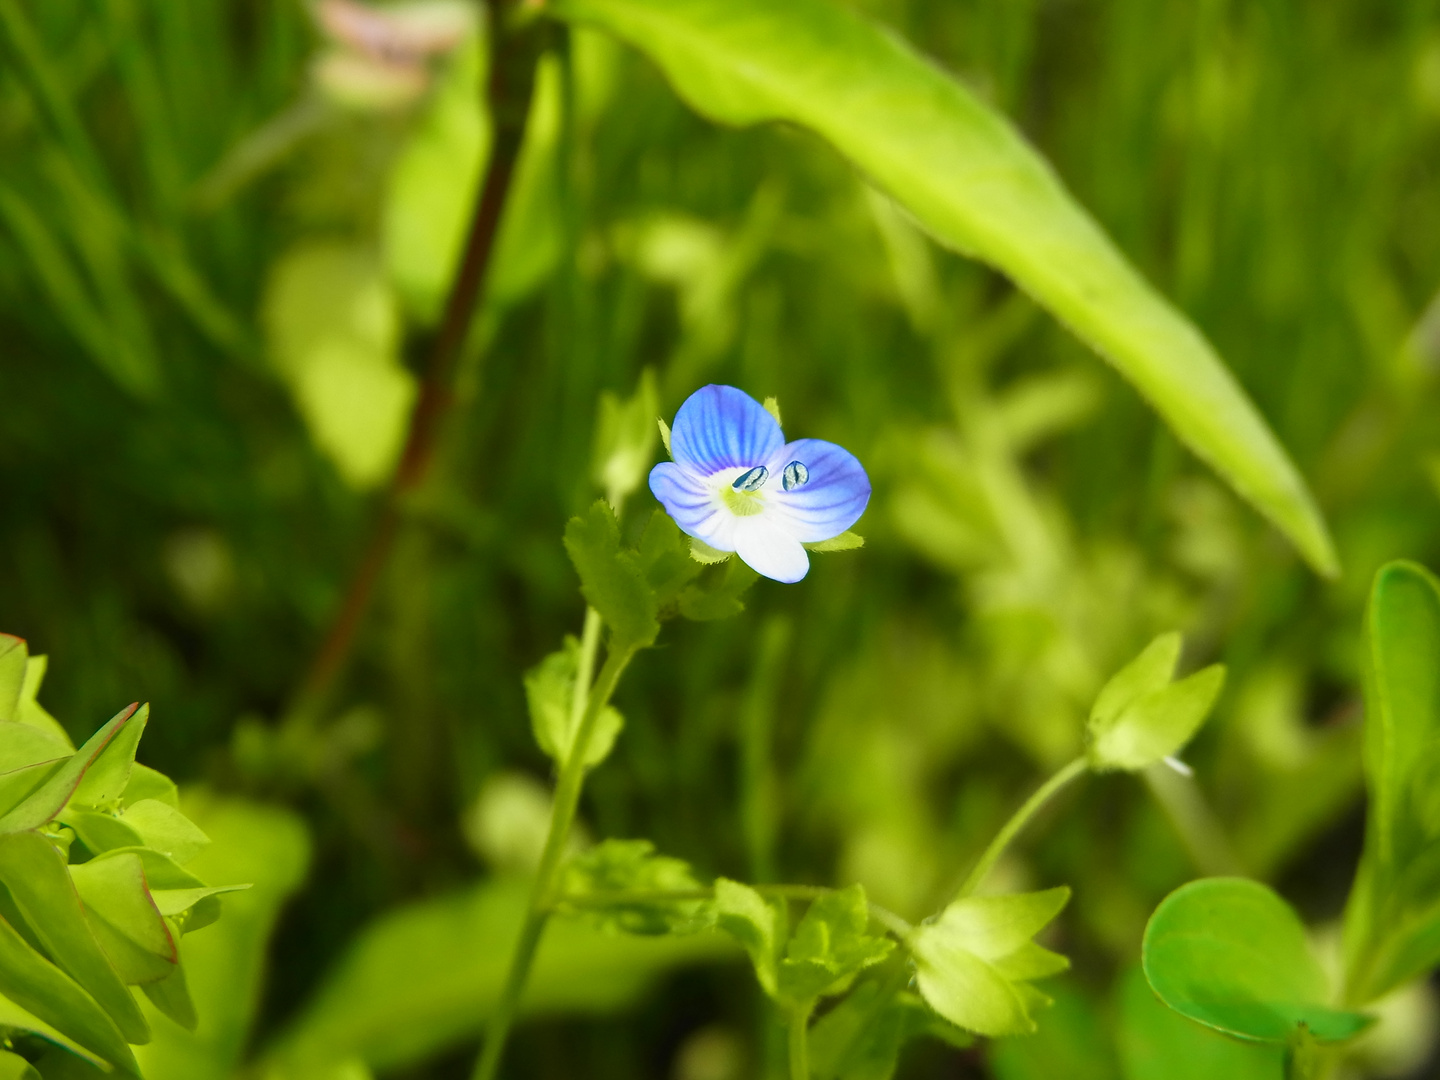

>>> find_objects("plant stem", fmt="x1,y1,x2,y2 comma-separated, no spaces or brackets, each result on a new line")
471,630,635,1080
291,2,545,719
788,1004,813,1080
955,756,1088,900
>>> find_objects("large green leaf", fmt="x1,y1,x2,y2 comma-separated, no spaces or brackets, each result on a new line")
547,0,1337,576
0,915,136,1075
1143,878,1370,1045
0,832,148,1043
1115,967,1280,1080
1343,561,1440,1003
0,990,108,1069
262,877,731,1076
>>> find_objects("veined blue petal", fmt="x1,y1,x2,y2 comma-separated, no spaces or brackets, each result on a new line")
763,438,871,543
734,516,810,583
648,462,739,550
669,385,784,475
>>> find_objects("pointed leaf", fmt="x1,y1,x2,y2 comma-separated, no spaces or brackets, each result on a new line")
139,957,197,1032
0,636,25,722
1090,634,1182,731
1144,877,1371,1044
0,914,136,1074
70,705,149,809
116,800,210,864
0,704,141,834
69,852,178,984
0,990,106,1069
1088,665,1226,772
16,656,70,746
0,832,149,1042
59,811,145,857
548,0,1338,575
120,765,178,810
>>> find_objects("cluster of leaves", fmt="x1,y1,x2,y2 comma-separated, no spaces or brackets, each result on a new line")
0,635,244,1077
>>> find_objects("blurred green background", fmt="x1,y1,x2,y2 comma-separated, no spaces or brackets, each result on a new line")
3,0,1440,1077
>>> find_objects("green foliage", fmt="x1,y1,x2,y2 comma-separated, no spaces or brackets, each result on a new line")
776,886,893,1007
1343,561,1440,1003
558,839,709,934
810,982,970,1080
524,639,624,767
593,370,660,509
549,0,1338,576
0,1050,39,1080
564,501,661,650
1143,878,1371,1046
1115,967,1281,1080
908,887,1070,1037
711,878,780,998
1086,633,1226,772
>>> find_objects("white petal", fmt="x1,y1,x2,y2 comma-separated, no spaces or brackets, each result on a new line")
733,515,810,583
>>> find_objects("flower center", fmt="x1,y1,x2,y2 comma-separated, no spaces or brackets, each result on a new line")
782,461,809,490
723,465,768,516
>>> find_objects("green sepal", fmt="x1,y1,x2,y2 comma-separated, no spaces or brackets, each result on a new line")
803,532,864,553
524,639,624,768
909,887,1070,1037
688,537,732,565
558,839,709,935
777,885,893,1007
563,501,660,651
1144,877,1371,1045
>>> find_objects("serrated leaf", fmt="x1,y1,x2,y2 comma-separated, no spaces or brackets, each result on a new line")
1343,561,1440,1003
559,839,708,935
637,511,703,607
524,640,624,767
777,885,893,1006
1088,665,1226,772
1090,634,1182,732
678,559,758,621
117,800,210,864
0,832,148,1042
0,914,136,1075
547,0,1337,576
563,501,660,650
0,704,141,835
69,852,177,984
1144,877,1371,1044
713,878,778,997
804,532,864,553
909,887,1070,1037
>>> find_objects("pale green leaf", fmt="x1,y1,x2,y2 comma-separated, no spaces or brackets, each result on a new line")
523,640,624,767
0,635,26,722
69,852,178,984
1144,877,1371,1044
1088,665,1226,772
563,501,660,650
1090,633,1182,732
70,703,150,810
810,982,970,1080
558,839,708,935
593,370,660,508
712,878,778,997
777,885,893,1006
0,1047,40,1080
118,800,210,865
0,703,142,835
0,988,108,1069
548,0,1338,575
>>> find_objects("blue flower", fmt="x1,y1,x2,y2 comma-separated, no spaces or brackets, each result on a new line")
649,385,871,583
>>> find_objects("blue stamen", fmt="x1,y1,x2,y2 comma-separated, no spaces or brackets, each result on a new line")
782,461,809,491
732,465,768,492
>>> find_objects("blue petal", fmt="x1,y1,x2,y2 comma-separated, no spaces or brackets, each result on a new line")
648,462,738,550
763,438,870,543
669,385,784,475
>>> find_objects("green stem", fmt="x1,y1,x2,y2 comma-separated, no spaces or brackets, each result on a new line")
471,625,634,1080
788,1004,813,1080
955,756,1088,900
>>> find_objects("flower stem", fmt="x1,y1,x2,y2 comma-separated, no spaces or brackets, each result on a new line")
788,1004,813,1080
954,756,1088,900
471,617,634,1080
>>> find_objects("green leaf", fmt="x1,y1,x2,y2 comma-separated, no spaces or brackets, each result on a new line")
1143,877,1371,1044
636,511,704,608
687,536,732,565
0,914,136,1075
712,878,778,997
69,705,148,810
1090,634,1182,732
15,655,70,746
1343,561,1440,1002
1116,966,1281,1080
58,811,145,857
116,800,210,865
547,0,1338,576
0,724,70,818
139,959,196,1033
0,635,26,722
593,369,660,508
68,852,178,984
678,559,759,621
558,839,709,935
804,532,864,554
0,1049,40,1080
0,704,142,835
120,765,179,810
0,832,149,1042
777,886,893,1006
523,640,624,767
1088,665,1226,772
0,989,108,1070
563,501,660,650
989,981,1116,1080
260,877,730,1076
909,887,1070,1037
810,982,970,1080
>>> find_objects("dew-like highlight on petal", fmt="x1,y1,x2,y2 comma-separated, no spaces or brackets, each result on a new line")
732,465,769,492
782,461,809,491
